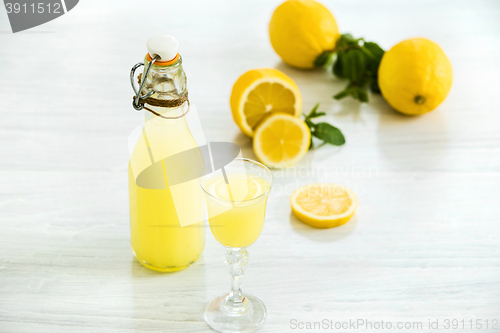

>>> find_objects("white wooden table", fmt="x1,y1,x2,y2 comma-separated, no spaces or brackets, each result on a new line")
1,0,499,332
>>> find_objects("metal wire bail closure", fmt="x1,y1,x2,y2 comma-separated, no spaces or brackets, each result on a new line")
130,54,160,111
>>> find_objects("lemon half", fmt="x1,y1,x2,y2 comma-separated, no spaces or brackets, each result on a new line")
230,68,302,137
291,183,357,228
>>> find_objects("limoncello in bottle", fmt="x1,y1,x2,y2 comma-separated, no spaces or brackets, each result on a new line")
128,35,205,272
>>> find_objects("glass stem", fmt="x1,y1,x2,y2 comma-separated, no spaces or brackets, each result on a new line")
223,247,250,315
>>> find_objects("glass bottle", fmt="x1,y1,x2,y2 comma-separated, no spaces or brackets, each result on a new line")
128,35,205,272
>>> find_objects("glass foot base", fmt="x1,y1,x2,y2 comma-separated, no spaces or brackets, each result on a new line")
204,294,266,333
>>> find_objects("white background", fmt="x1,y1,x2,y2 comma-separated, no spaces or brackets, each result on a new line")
0,0,499,332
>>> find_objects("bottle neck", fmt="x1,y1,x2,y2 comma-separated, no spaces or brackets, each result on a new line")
141,54,188,125
142,54,187,100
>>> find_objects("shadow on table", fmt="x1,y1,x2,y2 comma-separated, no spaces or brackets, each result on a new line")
375,101,449,171
273,60,326,79
232,131,254,159
289,212,357,243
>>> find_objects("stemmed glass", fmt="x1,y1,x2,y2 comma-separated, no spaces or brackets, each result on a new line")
200,158,273,333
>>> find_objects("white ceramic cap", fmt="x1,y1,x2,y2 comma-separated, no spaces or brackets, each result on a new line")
146,35,179,61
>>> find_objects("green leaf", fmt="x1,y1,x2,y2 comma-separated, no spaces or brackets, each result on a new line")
305,119,315,129
311,112,326,118
364,42,384,74
346,50,369,84
304,103,318,121
364,42,384,60
360,46,375,60
303,104,346,148
340,51,350,78
354,87,369,102
312,123,346,146
336,33,357,49
332,53,344,78
350,88,360,101
370,79,381,94
305,103,327,121
314,51,334,68
309,103,320,116
333,88,351,100
364,42,385,94
340,33,356,43
330,33,385,102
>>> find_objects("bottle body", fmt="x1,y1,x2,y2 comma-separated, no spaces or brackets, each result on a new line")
129,55,205,272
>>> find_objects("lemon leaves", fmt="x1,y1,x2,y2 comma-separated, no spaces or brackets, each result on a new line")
303,103,345,148
315,34,385,103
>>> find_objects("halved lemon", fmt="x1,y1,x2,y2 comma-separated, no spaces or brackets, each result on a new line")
290,183,357,228
230,68,302,137
253,113,310,168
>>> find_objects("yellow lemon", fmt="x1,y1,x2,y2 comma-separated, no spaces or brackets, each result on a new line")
253,113,310,167
230,68,302,137
290,183,357,228
269,0,340,69
378,38,453,115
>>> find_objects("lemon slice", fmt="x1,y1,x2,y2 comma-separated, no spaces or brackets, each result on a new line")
290,183,357,228
230,68,302,137
253,113,310,168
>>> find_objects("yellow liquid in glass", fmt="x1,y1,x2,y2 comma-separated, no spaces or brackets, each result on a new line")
204,173,270,248
129,117,205,272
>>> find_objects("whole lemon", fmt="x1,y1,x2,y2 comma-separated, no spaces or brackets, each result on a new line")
269,0,340,69
378,38,453,115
